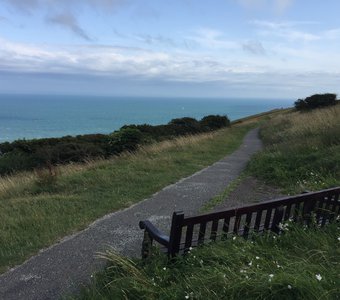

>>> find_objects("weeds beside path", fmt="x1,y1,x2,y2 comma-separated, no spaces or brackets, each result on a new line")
0,125,263,300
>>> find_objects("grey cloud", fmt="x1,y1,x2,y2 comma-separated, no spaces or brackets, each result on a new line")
4,0,128,13
242,40,266,55
136,34,177,47
46,12,91,41
237,0,293,13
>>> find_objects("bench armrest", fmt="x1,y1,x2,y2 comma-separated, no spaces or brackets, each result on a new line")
139,220,170,247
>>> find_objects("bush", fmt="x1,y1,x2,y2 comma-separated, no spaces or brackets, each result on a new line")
200,115,230,130
0,114,230,175
295,93,337,111
109,128,143,153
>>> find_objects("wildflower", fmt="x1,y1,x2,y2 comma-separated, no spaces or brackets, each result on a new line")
245,275,249,279
337,237,340,242
233,236,236,240
288,285,292,289
185,295,189,299
316,274,322,281
200,259,204,265
269,274,274,278
189,247,193,251
255,256,260,260
248,261,253,266
163,267,166,271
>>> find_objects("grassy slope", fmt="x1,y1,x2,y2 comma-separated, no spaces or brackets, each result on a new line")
77,106,340,300
248,105,340,193
0,123,256,273
79,223,340,300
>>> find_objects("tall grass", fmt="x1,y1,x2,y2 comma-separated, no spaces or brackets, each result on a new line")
248,105,340,192
0,123,255,273
78,222,340,300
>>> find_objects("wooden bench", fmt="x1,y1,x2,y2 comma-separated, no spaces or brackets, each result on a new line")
139,187,340,258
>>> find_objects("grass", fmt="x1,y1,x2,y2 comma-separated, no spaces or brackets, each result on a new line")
200,172,246,212
77,222,340,300
75,105,340,300
248,105,340,193
0,123,256,273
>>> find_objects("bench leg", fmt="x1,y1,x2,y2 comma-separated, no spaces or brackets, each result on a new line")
141,230,153,259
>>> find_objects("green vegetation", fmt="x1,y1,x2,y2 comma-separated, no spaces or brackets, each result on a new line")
248,104,340,193
0,122,250,273
0,115,229,175
200,173,246,212
294,93,337,111
76,103,340,300
78,222,340,300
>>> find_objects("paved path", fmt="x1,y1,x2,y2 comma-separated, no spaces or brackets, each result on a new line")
0,128,262,300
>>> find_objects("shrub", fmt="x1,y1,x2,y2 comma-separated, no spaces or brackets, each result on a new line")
109,128,143,153
200,115,230,130
295,93,337,111
0,114,230,175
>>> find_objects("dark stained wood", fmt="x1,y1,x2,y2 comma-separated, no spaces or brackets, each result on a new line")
233,213,241,235
198,222,207,245
139,187,340,258
243,212,253,238
253,210,262,233
264,208,272,230
168,211,184,257
284,203,292,221
210,220,219,241
271,206,284,234
184,224,194,252
222,217,230,239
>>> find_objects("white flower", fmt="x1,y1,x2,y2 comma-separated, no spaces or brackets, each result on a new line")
269,274,274,278
255,256,260,260
248,261,253,266
233,236,236,240
337,237,340,242
185,296,189,299
316,274,322,281
245,275,249,279
288,285,292,289
189,247,193,250
163,267,166,271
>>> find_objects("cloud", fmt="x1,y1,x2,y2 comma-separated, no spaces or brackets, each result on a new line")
46,12,91,41
242,40,266,55
3,0,128,13
135,34,177,47
188,28,239,50
237,0,293,13
275,0,293,13
252,20,320,42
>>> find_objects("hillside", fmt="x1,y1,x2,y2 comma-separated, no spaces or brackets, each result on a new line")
77,104,340,300
0,115,265,273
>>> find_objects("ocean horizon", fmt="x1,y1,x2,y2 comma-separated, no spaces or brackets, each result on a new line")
0,94,292,142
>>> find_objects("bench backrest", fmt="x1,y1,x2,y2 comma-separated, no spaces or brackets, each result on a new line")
140,187,340,258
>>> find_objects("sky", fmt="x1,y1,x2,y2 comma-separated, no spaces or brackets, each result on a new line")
0,0,340,99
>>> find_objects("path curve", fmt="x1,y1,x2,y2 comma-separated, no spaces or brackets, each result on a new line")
0,128,262,300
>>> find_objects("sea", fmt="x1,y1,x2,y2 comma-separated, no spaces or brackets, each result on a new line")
0,94,293,142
